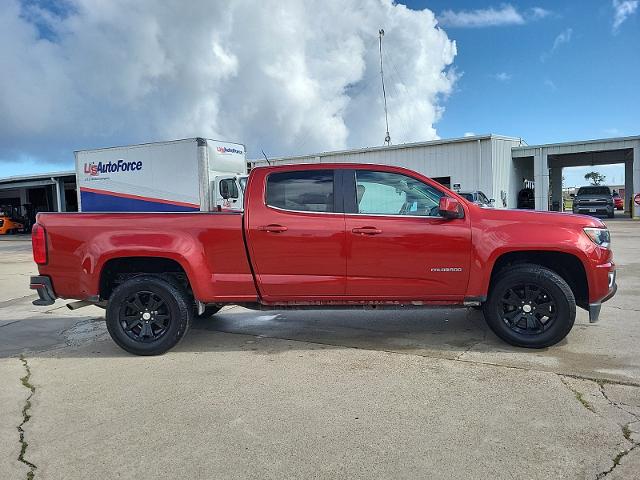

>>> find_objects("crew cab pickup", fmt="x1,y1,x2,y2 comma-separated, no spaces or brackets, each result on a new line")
30,164,617,355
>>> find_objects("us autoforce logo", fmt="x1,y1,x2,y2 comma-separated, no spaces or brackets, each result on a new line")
216,146,244,155
430,267,463,272
83,159,143,176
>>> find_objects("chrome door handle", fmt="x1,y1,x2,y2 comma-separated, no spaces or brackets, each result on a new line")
352,227,382,235
257,224,288,233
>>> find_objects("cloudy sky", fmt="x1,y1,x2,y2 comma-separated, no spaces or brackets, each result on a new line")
1,0,638,186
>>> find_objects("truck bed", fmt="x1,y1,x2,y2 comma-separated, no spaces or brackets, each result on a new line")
36,212,258,303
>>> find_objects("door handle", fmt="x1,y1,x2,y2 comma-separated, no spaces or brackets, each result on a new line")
352,227,382,235
258,224,288,233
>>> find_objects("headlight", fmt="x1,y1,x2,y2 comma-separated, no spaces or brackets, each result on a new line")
584,227,611,249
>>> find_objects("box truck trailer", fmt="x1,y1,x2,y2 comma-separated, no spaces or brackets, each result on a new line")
75,138,247,212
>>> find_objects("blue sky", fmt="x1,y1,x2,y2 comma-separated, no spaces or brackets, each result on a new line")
1,0,638,187
400,0,639,186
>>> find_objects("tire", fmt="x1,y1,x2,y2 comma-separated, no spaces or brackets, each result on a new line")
483,264,575,348
106,275,193,355
196,305,221,319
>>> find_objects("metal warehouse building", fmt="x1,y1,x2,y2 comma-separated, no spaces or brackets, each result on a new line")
1,133,639,220
251,135,524,208
250,134,640,217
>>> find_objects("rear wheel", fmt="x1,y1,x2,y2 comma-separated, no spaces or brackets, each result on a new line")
106,275,193,355
483,264,575,348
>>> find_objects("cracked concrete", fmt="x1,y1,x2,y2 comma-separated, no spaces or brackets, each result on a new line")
20,333,639,479
0,219,639,478
557,375,640,479
17,355,36,480
0,358,30,480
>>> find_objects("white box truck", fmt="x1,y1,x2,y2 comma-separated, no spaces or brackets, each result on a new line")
75,138,247,212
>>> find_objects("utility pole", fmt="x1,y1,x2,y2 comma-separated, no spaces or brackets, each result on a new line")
378,29,391,146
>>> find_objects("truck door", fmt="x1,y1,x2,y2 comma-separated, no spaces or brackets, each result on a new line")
344,169,471,300
245,168,346,299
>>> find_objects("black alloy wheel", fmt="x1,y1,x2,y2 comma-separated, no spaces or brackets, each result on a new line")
483,264,575,348
119,291,171,343
106,275,193,355
499,284,557,335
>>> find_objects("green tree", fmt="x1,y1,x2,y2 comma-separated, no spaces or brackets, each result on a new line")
584,171,606,185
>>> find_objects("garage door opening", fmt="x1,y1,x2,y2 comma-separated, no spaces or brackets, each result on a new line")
561,164,626,215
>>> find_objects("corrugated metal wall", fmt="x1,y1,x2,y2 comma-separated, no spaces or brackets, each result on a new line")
250,136,520,208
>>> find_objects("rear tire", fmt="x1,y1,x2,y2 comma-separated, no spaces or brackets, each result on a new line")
483,264,575,348
106,275,193,355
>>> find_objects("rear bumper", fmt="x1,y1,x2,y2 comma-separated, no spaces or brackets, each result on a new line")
30,276,57,306
588,270,617,323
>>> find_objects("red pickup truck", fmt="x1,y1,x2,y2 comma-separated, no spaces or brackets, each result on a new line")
30,163,617,355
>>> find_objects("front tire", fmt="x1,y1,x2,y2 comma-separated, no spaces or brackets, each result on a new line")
483,264,575,348
106,275,193,355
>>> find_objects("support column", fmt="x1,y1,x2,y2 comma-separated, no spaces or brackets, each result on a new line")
634,143,640,219
53,178,65,212
625,159,633,216
534,149,549,211
550,166,563,211
19,188,28,207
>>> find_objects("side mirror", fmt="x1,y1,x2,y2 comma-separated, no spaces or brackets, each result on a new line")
439,197,463,219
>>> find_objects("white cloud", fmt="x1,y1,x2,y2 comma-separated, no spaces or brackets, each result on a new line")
438,4,550,28
612,0,638,32
540,28,573,61
0,0,457,171
530,7,551,20
492,72,512,82
552,28,573,51
463,132,476,137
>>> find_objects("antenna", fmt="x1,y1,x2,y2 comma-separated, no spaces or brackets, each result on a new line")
261,149,272,166
378,29,391,146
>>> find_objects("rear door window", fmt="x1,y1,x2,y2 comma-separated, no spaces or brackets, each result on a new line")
266,170,335,213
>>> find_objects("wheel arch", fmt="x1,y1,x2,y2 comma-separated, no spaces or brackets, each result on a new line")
488,250,589,309
99,256,193,301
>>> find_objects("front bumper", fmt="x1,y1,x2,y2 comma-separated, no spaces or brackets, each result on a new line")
573,206,613,216
588,270,617,323
30,276,57,306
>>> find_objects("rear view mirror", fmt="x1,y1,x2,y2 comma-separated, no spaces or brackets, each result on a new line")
439,197,463,219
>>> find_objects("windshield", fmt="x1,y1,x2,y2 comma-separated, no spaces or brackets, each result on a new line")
577,186,611,195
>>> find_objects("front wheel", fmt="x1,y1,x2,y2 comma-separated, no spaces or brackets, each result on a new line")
106,275,193,355
483,264,575,348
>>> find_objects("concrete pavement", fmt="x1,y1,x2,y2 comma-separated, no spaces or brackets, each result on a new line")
0,218,639,479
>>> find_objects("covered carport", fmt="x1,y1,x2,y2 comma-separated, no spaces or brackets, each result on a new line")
512,136,640,218
0,171,77,229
